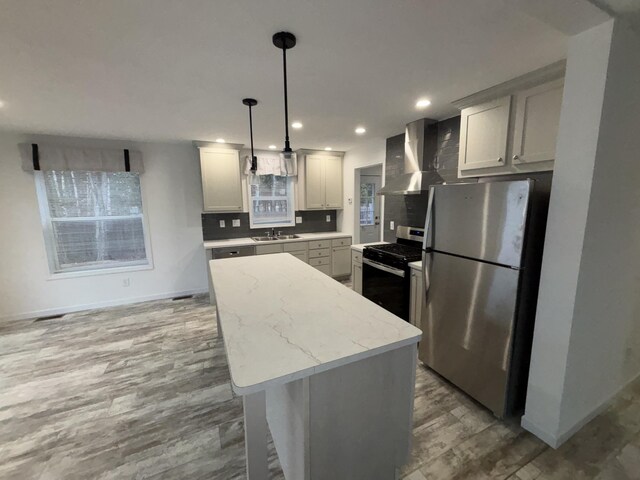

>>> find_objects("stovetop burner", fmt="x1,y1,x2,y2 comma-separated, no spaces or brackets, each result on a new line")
365,243,422,262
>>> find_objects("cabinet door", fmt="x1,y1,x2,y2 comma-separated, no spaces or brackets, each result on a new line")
331,246,351,277
352,262,362,294
290,251,309,263
200,149,243,212
324,156,343,209
512,79,564,165
305,155,326,209
256,244,284,255
459,96,511,172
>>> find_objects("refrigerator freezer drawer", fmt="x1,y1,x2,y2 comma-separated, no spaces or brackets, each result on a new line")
419,251,519,416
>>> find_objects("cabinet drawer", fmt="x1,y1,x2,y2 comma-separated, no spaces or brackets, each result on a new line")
308,239,331,250
284,241,308,252
289,251,308,263
309,248,330,258
313,264,332,276
351,251,362,264
256,244,284,255
309,256,330,267
332,237,352,247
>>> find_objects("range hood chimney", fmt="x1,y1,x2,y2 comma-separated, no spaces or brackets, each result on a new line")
378,118,444,195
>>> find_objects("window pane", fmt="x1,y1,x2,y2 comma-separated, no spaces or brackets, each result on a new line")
248,174,295,228
51,218,147,269
44,171,143,218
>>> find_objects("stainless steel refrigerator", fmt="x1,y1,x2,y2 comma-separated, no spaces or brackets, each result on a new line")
419,178,550,418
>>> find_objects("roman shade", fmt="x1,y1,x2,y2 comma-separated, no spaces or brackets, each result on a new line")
243,152,297,176
19,143,144,173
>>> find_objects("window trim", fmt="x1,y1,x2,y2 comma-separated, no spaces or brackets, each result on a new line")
34,171,154,278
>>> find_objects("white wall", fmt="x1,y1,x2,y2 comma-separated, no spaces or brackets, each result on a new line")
524,18,640,446
338,138,386,241
0,132,208,321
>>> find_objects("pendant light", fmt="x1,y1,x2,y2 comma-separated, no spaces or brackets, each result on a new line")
242,98,258,172
273,31,297,159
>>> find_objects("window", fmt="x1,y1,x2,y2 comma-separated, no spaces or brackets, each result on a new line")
360,182,376,226
248,174,295,229
35,170,151,275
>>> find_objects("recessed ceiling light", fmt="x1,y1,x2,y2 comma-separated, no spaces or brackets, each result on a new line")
324,147,332,151
0,100,5,108
416,98,431,108
355,127,366,134
215,138,226,143
291,122,303,129
268,145,277,150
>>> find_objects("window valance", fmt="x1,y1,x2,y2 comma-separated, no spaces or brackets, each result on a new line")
243,152,297,177
19,143,144,173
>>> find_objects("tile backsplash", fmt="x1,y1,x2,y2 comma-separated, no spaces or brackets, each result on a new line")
202,210,337,241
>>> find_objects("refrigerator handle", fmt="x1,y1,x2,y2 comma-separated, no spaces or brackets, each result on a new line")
423,186,435,250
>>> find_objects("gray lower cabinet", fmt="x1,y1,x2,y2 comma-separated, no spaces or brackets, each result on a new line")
331,246,351,277
210,236,352,278
351,249,362,294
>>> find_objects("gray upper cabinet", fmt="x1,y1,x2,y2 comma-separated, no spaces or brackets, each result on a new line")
454,61,565,178
512,79,564,166
459,96,511,172
199,145,243,212
298,152,344,210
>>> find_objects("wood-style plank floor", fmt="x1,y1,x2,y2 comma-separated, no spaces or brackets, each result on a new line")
1,295,639,479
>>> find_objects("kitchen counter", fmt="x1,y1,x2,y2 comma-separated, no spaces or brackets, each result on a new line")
209,253,421,479
204,231,351,249
409,260,423,270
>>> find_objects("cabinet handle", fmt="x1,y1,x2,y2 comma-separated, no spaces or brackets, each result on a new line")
513,154,520,161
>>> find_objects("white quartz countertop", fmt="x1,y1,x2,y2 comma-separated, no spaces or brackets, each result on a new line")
203,231,351,249
351,241,388,252
209,253,422,395
409,260,423,270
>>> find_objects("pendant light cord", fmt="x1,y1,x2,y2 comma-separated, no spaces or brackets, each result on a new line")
248,103,257,171
282,46,291,152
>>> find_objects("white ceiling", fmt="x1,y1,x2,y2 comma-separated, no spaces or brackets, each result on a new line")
0,0,569,151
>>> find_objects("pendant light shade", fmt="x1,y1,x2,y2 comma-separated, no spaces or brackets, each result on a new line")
273,31,297,161
242,98,258,173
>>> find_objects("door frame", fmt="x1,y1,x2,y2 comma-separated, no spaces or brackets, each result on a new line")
354,163,384,244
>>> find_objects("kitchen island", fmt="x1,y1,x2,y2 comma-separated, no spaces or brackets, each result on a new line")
209,253,422,480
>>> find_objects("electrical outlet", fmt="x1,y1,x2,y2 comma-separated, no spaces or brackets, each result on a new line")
122,278,130,287
390,221,395,230
295,216,302,224
232,219,240,227
219,220,225,228
348,198,353,205
326,214,331,222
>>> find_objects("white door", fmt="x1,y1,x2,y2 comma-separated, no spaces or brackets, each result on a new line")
359,175,381,243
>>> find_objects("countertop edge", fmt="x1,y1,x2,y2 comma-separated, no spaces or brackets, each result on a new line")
204,232,352,249
229,334,421,396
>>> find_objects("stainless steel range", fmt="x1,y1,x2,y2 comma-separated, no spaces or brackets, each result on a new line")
362,226,424,321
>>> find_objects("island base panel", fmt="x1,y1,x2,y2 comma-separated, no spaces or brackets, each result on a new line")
243,391,268,480
263,344,417,480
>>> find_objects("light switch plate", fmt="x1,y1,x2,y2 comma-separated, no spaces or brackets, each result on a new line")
219,220,226,228
390,220,395,230
232,219,240,227
326,215,331,222
295,216,302,224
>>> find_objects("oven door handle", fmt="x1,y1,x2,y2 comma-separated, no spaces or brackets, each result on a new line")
363,258,406,278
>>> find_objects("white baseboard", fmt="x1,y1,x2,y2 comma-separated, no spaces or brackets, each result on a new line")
1,288,209,323
522,369,640,449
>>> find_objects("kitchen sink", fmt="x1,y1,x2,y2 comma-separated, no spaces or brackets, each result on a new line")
251,234,300,242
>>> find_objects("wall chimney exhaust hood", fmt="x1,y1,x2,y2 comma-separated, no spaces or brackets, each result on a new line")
378,118,444,195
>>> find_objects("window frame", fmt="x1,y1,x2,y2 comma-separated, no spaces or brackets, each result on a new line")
34,170,154,279
359,181,377,227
